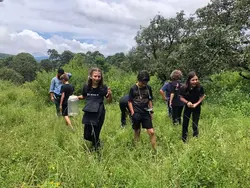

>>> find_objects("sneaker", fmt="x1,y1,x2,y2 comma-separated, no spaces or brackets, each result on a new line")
68,125,75,132
120,124,126,128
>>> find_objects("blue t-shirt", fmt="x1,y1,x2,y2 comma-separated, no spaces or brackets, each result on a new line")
161,82,171,99
49,73,72,95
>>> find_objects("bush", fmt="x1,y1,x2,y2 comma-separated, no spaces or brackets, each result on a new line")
0,67,24,84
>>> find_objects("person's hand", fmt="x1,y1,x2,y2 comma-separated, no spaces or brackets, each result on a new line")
192,103,198,108
150,113,154,120
106,87,112,97
187,102,193,108
131,112,135,117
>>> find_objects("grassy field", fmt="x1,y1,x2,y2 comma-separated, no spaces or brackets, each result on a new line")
0,81,250,187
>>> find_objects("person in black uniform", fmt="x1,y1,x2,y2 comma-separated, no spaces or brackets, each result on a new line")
78,67,112,150
119,95,131,127
128,70,156,150
59,74,74,130
169,70,184,125
180,71,205,142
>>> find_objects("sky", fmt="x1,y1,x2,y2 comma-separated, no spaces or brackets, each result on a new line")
0,0,210,56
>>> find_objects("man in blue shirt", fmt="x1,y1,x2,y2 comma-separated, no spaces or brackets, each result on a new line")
49,68,72,116
160,81,172,117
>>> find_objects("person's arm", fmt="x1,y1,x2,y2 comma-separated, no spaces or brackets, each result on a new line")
106,87,112,103
169,93,174,106
193,87,205,108
180,96,193,108
78,85,86,100
128,88,134,115
128,101,134,116
148,86,154,119
60,92,65,112
49,78,55,102
159,89,167,101
77,95,84,100
193,95,205,108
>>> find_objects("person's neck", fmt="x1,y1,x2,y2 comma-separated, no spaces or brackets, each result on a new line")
136,82,144,88
92,83,99,88
64,81,69,84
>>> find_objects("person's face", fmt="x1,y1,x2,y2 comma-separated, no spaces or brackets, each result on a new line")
91,71,102,84
138,79,148,87
190,75,198,87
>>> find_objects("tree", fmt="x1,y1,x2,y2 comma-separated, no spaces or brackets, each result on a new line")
0,67,25,84
47,49,60,69
131,12,196,80
106,52,126,67
60,50,74,66
39,59,54,72
10,53,37,82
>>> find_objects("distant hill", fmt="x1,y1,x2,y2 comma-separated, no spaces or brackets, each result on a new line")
0,52,48,62
34,56,49,62
0,53,12,59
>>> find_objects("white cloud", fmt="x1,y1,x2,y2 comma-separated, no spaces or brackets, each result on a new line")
0,0,210,56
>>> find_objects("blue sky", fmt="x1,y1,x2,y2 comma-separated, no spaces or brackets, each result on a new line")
0,0,210,56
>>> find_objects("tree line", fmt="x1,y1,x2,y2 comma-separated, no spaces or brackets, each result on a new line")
0,0,250,84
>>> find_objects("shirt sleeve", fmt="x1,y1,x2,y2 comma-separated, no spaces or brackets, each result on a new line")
148,86,153,100
160,83,167,91
60,85,65,94
49,78,55,93
104,86,108,98
180,86,185,97
170,83,176,94
200,86,205,96
82,85,87,97
128,87,134,102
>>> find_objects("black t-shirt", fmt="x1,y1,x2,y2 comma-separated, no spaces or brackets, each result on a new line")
60,84,74,105
180,85,205,104
119,95,129,106
82,84,108,103
128,84,153,114
170,81,184,106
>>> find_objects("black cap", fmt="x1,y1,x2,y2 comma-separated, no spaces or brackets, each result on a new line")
57,68,64,74
137,70,150,82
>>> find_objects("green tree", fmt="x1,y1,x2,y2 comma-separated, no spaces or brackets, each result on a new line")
47,49,60,69
10,53,37,82
60,50,74,66
39,59,54,72
106,52,126,67
0,67,24,84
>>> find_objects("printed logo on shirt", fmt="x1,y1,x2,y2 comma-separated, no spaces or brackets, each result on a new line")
87,93,99,97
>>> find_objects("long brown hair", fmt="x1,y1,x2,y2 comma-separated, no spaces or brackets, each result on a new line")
183,71,200,93
87,67,104,90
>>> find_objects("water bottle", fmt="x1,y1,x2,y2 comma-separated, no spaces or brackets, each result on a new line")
68,95,79,116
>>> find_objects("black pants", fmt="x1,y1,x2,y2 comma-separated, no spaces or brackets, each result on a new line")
84,111,105,149
166,100,172,117
172,106,183,124
53,94,61,116
182,105,201,142
119,103,131,126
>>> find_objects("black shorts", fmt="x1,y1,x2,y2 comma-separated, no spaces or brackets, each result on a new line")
62,104,68,116
132,113,153,130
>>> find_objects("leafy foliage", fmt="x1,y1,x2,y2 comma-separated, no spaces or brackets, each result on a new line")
0,67,24,84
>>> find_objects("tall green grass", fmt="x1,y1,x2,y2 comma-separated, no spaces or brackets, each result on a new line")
0,80,250,187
